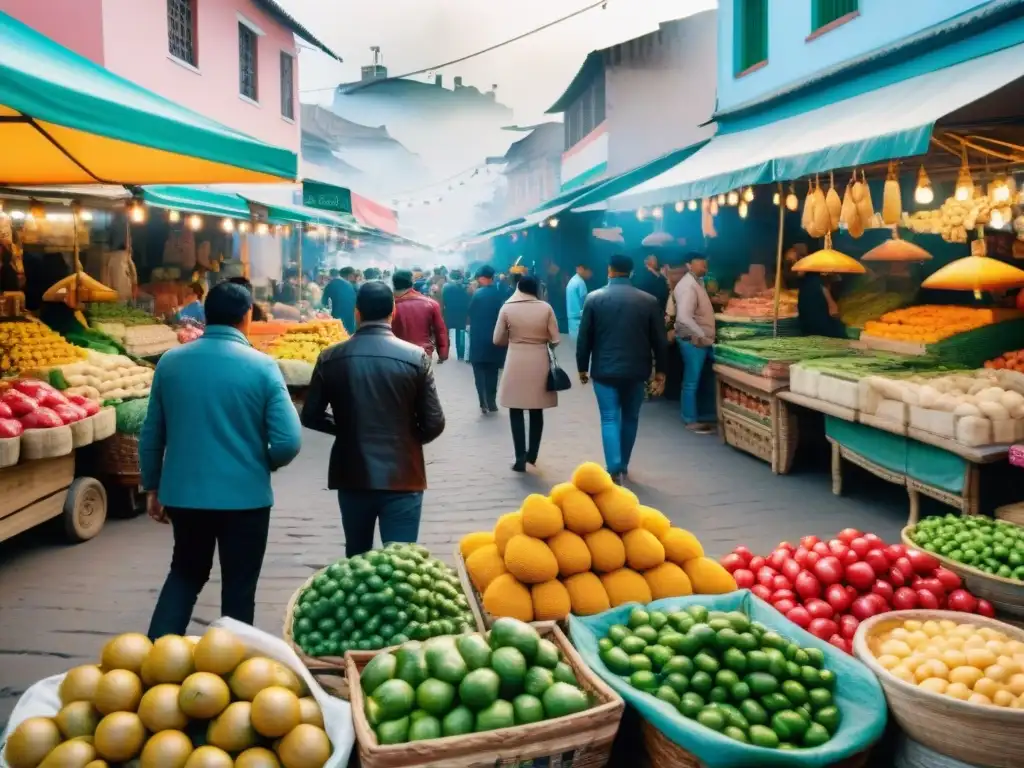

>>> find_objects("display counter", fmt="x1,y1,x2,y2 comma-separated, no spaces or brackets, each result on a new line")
713,363,796,475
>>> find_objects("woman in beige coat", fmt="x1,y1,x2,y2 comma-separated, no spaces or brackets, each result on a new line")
493,275,560,471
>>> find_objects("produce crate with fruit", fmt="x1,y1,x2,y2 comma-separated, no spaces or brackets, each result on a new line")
347,618,623,768
853,610,1024,768
904,512,1024,620
0,378,110,461
284,543,479,697
719,529,993,655
1,618,354,768
270,320,349,387
569,592,886,767
457,462,737,627
0,317,86,377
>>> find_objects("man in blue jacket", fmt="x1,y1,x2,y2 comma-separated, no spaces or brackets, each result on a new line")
141,281,302,639
322,267,357,333
467,265,508,413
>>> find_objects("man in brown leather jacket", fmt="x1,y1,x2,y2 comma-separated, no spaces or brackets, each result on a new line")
301,281,446,556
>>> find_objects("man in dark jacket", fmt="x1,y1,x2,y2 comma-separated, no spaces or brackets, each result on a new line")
301,282,445,556
440,270,471,362
632,253,670,311
321,268,357,334
466,265,507,414
577,254,667,484
392,270,449,361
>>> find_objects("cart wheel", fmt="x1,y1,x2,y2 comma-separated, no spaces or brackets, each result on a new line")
63,477,107,542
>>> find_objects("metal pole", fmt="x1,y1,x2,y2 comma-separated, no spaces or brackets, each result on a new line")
296,226,303,313
772,183,785,339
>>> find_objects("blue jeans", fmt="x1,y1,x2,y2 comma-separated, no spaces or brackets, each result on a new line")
592,379,646,474
450,328,466,360
337,490,423,557
678,339,716,424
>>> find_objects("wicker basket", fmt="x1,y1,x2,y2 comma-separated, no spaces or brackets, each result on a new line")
995,502,1024,527
346,623,624,768
901,523,1024,619
641,720,870,768
281,568,350,698
96,431,141,479
852,609,1024,768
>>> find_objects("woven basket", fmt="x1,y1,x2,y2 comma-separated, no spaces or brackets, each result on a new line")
96,431,140,478
995,502,1024,527
281,567,350,698
641,720,870,768
901,523,1024,620
853,609,1024,768
346,623,623,768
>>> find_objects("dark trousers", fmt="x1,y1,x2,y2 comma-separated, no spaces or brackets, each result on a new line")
148,506,271,640
510,408,544,462
338,490,423,557
450,328,467,360
472,363,500,409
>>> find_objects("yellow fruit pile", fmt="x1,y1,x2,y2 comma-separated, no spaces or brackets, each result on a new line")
0,318,86,376
269,320,349,364
863,305,998,344
3,628,332,768
869,617,1024,708
460,462,736,623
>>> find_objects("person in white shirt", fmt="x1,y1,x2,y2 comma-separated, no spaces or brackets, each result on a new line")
673,253,717,434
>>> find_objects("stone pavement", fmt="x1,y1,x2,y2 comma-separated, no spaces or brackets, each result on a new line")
0,354,911,722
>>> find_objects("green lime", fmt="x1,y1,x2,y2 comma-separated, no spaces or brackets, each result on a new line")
669,612,695,633
655,685,681,708
817,669,836,690
730,682,751,702
749,724,780,749
716,669,740,690
782,681,808,707
761,693,791,713
658,631,686,652
724,725,748,743
806,646,827,668
690,671,713,695
814,705,841,734
745,672,778,697
598,638,613,653
739,699,768,726
722,648,747,674
620,635,647,655
665,672,690,695
802,721,831,747
734,633,759,653
649,611,668,630
630,670,658,692
607,624,631,644
628,608,650,628
678,692,705,718
696,707,726,732
633,625,659,644
694,652,720,676
662,656,694,677
708,618,731,632
600,646,631,676
644,644,674,670
629,654,652,673
808,687,833,709
687,605,709,623
716,628,740,650
746,650,769,672
708,686,729,703
771,710,808,741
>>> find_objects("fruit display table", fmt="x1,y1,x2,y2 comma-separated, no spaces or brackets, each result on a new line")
713,364,796,475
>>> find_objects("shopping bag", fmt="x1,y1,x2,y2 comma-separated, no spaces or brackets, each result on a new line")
0,617,354,768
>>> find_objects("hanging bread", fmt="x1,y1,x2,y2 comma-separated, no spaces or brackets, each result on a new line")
851,172,866,204
855,170,875,226
882,162,902,225
811,178,830,238
801,181,816,232
840,178,856,228
825,172,842,232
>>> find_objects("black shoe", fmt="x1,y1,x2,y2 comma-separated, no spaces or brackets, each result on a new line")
480,406,488,415
525,452,538,466
488,404,499,412
512,460,527,472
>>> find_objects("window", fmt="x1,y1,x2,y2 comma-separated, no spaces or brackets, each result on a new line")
563,77,607,150
280,52,294,119
167,0,196,66
813,0,858,31
734,0,768,75
238,22,258,101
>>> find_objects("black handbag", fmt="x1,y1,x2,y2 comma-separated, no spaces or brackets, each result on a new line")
547,345,572,392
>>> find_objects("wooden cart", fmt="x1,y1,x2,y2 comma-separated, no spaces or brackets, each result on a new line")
0,452,107,544
714,364,797,474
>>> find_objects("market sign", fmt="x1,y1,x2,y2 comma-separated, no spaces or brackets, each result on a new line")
301,181,352,214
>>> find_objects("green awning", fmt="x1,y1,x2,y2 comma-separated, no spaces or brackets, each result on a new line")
142,186,250,219
249,198,366,231
612,28,1024,210
0,11,297,185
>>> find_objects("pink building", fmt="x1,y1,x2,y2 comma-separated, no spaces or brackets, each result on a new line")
0,0,340,153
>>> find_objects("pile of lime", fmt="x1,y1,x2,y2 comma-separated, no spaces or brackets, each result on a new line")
909,514,1024,580
599,606,842,750
291,543,476,656
361,618,592,744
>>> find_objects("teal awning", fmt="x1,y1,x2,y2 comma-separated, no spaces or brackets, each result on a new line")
612,39,1024,210
142,186,250,219
244,196,365,231
0,11,297,185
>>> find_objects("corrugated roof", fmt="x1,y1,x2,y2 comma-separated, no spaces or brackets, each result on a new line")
252,0,342,62
545,51,603,114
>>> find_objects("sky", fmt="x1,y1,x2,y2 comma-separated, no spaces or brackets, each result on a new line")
282,0,717,124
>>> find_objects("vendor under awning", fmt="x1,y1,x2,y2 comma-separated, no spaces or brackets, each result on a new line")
797,271,847,339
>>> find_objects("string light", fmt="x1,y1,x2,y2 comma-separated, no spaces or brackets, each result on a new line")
716,193,726,206
238,221,250,233
128,201,146,223
955,160,974,201
738,201,749,219
636,207,648,221
687,200,698,211
990,208,1006,229
538,219,546,228
548,217,559,228
674,201,684,213
914,166,934,205
187,214,203,231
651,206,663,220
991,174,1011,204
80,211,94,222
773,191,781,206
742,187,755,203
726,190,739,206
785,185,799,212
255,222,269,235
168,210,181,223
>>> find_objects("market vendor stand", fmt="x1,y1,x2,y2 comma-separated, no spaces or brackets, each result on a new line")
0,452,106,543
713,363,796,474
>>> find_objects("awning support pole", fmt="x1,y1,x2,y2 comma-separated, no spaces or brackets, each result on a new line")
772,183,784,339
296,228,303,315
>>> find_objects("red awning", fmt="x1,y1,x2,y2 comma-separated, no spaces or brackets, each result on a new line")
352,193,398,234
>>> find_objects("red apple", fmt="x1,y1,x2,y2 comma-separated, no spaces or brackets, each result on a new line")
812,541,831,557
773,598,797,614
733,569,755,589
916,589,940,610
805,551,822,568
894,556,913,579
849,537,872,559
841,549,860,567
851,595,887,620
871,580,895,605
808,618,839,640
800,535,821,550
862,533,884,550
825,583,851,613
836,528,862,544
915,577,945,600
786,606,812,629
749,556,767,572
768,549,791,571
864,550,890,576
828,634,851,654
805,599,834,620
776,541,796,553
838,614,859,640
720,554,746,573
946,589,978,613
977,599,995,617
883,544,906,563
794,547,810,567
751,584,772,601
733,545,754,564
771,589,796,603
906,549,940,574
844,562,876,591
887,566,908,587
757,567,777,588
772,575,793,592
933,568,962,592
794,570,822,600
813,557,843,586
781,558,802,582
892,587,918,610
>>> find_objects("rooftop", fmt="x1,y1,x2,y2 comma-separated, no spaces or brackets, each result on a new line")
252,0,342,61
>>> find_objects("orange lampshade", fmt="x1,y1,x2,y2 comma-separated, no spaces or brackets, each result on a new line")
922,255,1024,292
863,236,932,262
791,247,866,275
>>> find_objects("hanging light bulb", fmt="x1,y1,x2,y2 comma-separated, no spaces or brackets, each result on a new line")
772,191,781,206
636,207,648,221
674,201,684,213
742,186,755,203
991,174,1011,204
283,225,291,236
221,218,234,232
80,210,93,222
651,206,663,220
955,159,974,201
168,210,181,223
256,222,269,235
538,219,547,228
187,214,202,231
548,217,559,228
974,289,984,301
785,185,799,212
726,190,739,206
914,166,934,205
128,200,146,223
716,193,726,206
738,201,749,219
687,200,698,211
990,208,1006,229
238,221,250,233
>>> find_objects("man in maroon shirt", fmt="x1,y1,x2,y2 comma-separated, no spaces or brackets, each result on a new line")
392,270,449,362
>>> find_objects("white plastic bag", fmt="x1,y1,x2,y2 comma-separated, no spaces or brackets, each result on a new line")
0,617,354,767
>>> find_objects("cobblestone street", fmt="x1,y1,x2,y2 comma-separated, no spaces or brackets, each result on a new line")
0,354,910,722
